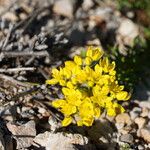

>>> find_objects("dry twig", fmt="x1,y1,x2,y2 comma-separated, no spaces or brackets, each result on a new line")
0,67,35,73
0,50,49,57
0,74,32,87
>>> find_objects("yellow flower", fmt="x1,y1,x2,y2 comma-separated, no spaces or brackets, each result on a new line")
46,68,66,86
47,46,130,127
86,47,104,61
99,57,116,75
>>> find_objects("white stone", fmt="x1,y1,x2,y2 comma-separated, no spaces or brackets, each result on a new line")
53,0,74,18
34,132,88,150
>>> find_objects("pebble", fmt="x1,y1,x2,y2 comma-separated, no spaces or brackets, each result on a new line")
2,12,18,22
129,107,142,120
38,107,47,114
53,0,74,18
117,18,139,50
140,107,149,117
139,101,150,109
7,121,36,149
118,18,138,38
126,11,135,19
140,127,150,143
82,0,94,11
120,134,134,144
135,117,146,129
34,132,89,150
115,113,132,126
138,145,145,150
115,123,124,130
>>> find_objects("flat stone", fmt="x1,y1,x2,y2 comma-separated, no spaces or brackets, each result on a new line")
34,132,89,150
140,107,149,117
139,101,150,109
135,117,146,129
82,0,94,11
117,18,139,43
53,0,74,18
140,127,150,143
130,107,142,120
138,145,145,150
120,134,134,144
7,121,36,149
115,113,132,126
2,12,18,22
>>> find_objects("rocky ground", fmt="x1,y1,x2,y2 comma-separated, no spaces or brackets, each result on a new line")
0,0,150,150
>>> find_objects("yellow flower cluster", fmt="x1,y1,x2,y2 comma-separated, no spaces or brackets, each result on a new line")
46,47,130,127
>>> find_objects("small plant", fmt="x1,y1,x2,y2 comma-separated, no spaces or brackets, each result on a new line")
46,47,130,127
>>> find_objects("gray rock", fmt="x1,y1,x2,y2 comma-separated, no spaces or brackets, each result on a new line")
129,107,142,120
140,107,149,117
82,0,94,11
135,117,146,129
53,0,74,18
139,101,150,109
140,127,150,143
115,113,132,126
34,131,89,150
7,121,36,149
119,134,134,144
138,145,145,150
117,18,139,52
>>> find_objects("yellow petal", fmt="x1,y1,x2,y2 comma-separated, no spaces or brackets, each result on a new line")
46,79,58,85
62,116,72,126
82,117,94,126
85,57,92,65
52,99,66,108
94,64,102,75
116,91,130,100
107,108,116,116
86,47,103,61
52,68,59,75
92,48,103,61
74,55,82,65
66,81,74,89
59,80,66,86
63,68,71,79
62,87,70,96
113,103,125,114
86,47,93,58
77,120,83,126
94,107,101,118
62,104,76,115
65,61,76,69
